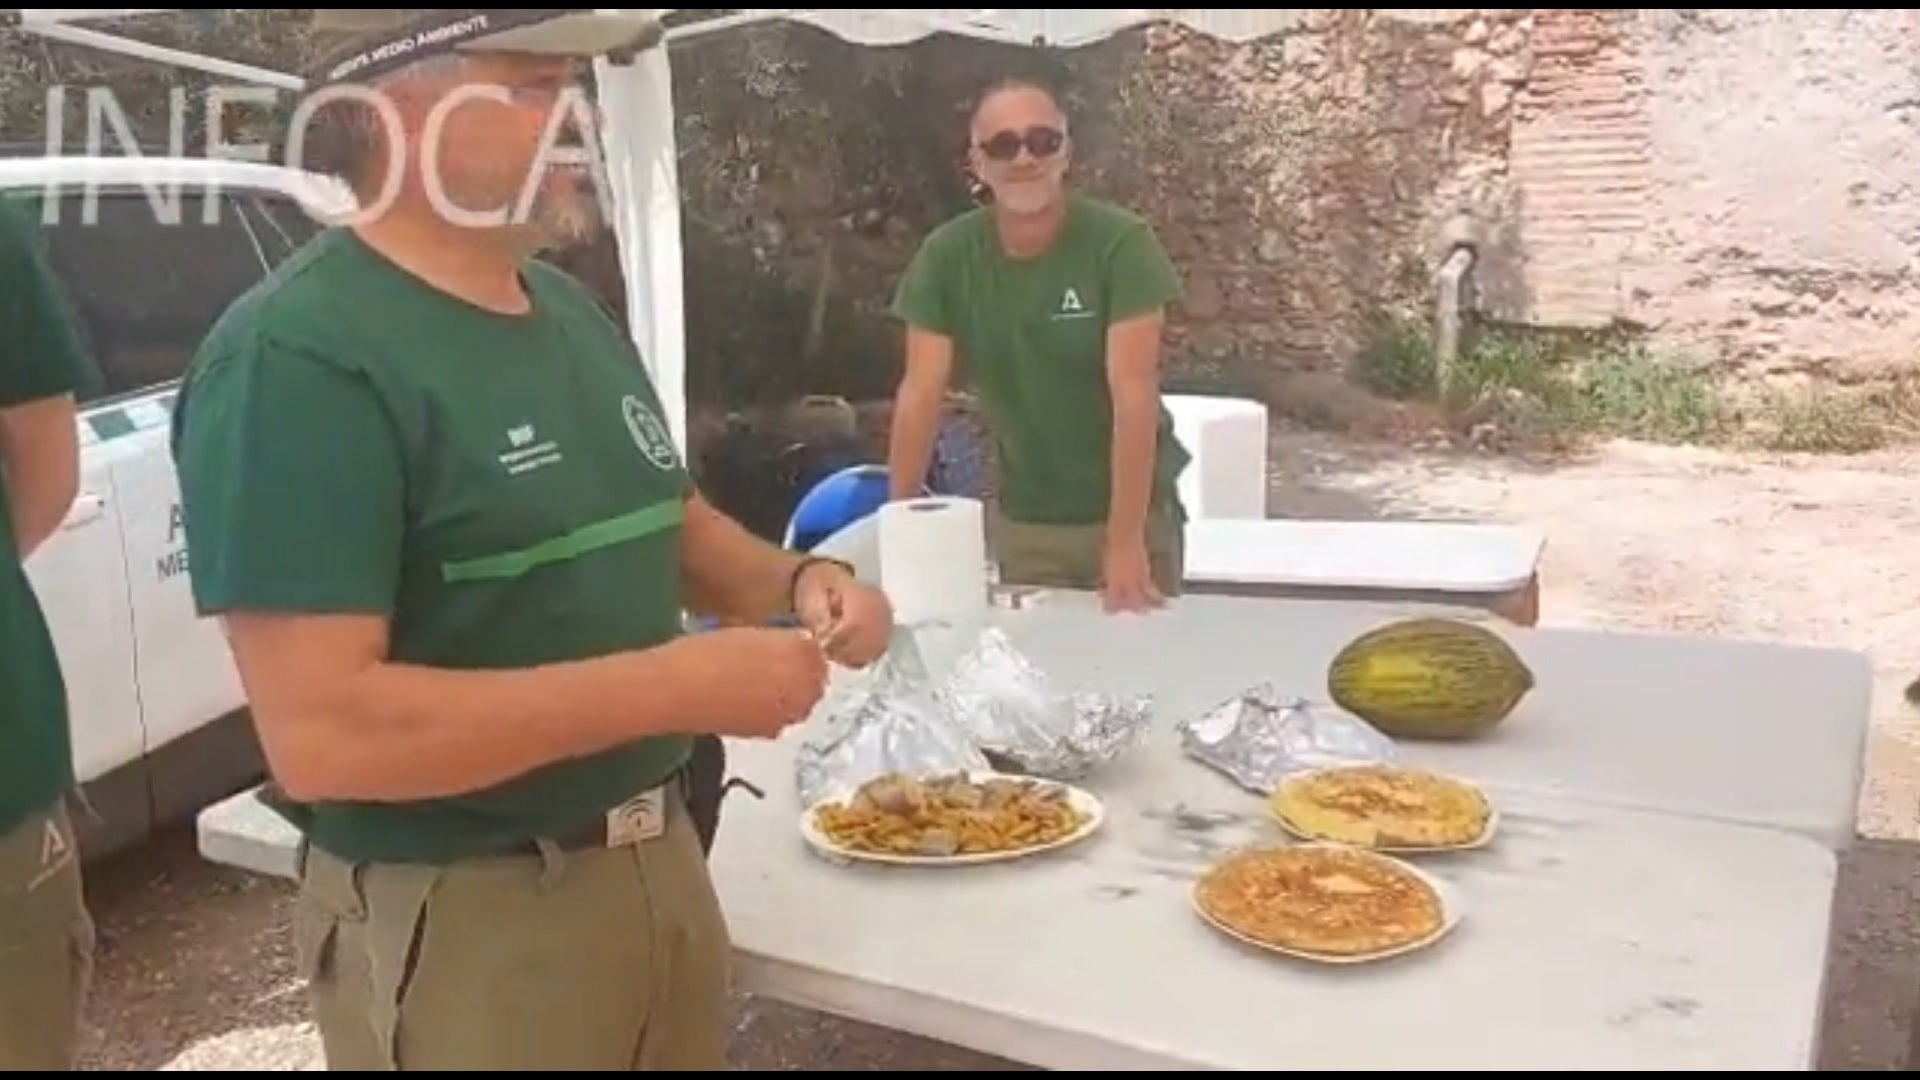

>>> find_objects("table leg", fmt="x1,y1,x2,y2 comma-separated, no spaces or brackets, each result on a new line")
1491,572,1542,627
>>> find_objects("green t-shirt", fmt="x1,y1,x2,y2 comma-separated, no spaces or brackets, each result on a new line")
0,195,92,836
170,227,695,866
891,194,1191,526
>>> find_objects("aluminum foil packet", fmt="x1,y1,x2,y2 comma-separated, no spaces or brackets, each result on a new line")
1175,683,1399,795
794,626,991,808
936,627,1153,781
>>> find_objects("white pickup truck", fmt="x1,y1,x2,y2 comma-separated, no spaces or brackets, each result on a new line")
2,154,351,860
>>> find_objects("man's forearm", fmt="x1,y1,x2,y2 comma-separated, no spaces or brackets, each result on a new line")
1106,396,1158,543
255,639,715,804
1,458,66,560
0,396,79,560
681,493,806,623
1103,311,1168,547
888,326,954,501
887,384,942,501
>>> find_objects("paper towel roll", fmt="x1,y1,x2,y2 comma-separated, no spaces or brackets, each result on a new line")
877,496,989,625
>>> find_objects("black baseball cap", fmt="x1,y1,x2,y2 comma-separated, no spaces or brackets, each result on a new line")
306,9,665,87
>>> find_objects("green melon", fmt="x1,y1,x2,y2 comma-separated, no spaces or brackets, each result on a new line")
1326,617,1535,740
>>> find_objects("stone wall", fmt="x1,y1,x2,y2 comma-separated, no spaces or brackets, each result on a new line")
676,7,1920,404
1628,9,1920,382
1119,11,1529,380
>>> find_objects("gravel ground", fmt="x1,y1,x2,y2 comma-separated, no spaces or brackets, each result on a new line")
63,426,1920,1070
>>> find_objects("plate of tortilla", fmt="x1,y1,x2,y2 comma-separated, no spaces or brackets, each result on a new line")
1191,842,1463,964
1269,763,1498,852
800,771,1105,866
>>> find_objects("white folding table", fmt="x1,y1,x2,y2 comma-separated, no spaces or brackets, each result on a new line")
1181,518,1548,626
706,592,1866,1069
197,591,1871,1070
715,759,1836,1071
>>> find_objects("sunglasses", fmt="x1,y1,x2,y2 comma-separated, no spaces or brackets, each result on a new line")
976,125,1066,163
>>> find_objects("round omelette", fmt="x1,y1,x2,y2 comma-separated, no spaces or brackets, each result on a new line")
1271,764,1493,849
1194,844,1447,958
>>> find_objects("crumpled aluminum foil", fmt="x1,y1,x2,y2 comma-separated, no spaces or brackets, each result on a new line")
794,626,991,808
936,627,1153,781
1175,683,1399,795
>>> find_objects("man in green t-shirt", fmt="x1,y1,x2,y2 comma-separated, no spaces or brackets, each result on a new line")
170,10,892,1071
886,77,1192,614
0,194,96,1070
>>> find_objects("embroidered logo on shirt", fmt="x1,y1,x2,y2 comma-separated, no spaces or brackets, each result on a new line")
1052,286,1096,321
498,422,563,476
622,395,680,473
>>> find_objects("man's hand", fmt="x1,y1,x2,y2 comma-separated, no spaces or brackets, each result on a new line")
1100,536,1165,614
792,560,893,668
678,626,832,737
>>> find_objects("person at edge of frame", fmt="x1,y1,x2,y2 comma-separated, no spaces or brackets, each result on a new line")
0,171,101,1074
169,8,894,1072
884,74,1192,614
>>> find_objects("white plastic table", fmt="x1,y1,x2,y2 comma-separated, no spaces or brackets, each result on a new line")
714,753,1835,1071
959,593,1869,849
1182,518,1548,625
706,591,1866,1070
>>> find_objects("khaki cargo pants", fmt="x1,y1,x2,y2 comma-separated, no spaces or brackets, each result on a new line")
293,783,733,1071
0,800,94,1071
988,499,1186,597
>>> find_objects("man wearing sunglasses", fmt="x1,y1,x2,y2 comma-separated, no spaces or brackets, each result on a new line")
887,77,1191,614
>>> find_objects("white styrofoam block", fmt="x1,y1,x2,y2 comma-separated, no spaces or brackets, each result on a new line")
1163,394,1268,520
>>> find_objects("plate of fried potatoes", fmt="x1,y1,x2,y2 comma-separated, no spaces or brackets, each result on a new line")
801,770,1105,866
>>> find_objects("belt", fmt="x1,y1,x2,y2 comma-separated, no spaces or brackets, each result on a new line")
542,816,629,854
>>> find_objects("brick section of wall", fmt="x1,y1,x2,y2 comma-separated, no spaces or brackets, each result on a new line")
1505,8,1652,328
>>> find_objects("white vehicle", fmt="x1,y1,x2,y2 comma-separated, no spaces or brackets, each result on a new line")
2,154,352,859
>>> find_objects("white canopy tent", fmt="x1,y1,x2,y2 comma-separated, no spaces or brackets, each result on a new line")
13,7,1470,455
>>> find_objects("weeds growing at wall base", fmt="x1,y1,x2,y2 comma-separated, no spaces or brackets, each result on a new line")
1353,310,1920,455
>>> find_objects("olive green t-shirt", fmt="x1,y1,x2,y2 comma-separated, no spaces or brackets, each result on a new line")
0,195,93,837
891,194,1191,526
171,227,694,865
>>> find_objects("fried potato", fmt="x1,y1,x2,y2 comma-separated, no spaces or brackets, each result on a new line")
811,772,1092,858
